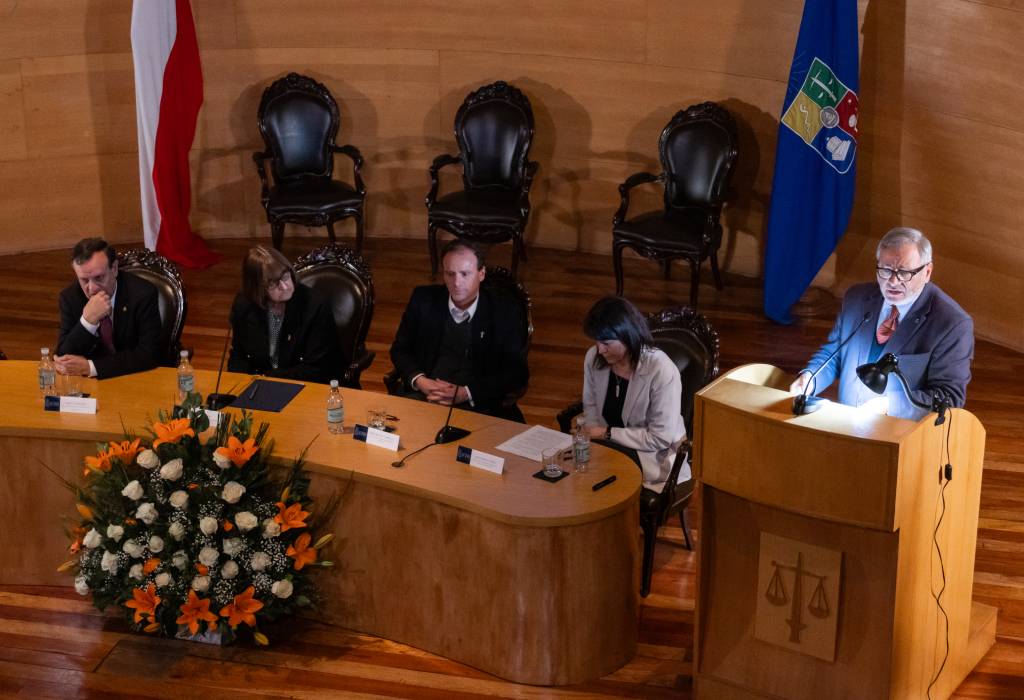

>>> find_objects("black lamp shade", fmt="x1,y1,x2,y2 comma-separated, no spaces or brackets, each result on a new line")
856,353,899,395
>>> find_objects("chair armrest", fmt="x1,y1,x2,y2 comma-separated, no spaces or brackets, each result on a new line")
342,348,375,389
333,144,366,195
383,368,405,396
252,151,272,205
614,171,662,226
556,400,584,434
426,153,461,208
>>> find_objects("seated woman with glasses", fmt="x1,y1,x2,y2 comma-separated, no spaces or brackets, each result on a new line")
227,246,342,383
580,296,688,493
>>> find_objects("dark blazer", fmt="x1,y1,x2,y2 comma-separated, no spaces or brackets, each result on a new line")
227,283,342,384
56,271,162,379
389,285,528,417
802,282,974,420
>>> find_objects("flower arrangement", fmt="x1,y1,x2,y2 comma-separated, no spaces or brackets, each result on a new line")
59,394,336,645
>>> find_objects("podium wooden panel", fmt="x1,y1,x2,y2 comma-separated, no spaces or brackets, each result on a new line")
692,364,995,700
0,362,641,686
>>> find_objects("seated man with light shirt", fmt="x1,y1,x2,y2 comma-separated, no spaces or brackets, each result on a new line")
790,227,974,421
389,238,528,421
55,238,162,380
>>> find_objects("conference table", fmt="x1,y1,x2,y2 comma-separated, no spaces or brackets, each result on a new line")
0,362,642,685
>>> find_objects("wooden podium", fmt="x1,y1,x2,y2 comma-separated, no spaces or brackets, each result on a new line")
691,364,996,699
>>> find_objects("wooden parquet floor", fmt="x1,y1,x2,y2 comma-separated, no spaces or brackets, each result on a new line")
0,236,1021,698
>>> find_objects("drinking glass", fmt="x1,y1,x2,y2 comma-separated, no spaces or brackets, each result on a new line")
542,447,563,478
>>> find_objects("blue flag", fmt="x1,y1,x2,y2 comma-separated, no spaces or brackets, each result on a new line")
763,0,860,324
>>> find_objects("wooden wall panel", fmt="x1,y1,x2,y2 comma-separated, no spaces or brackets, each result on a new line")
0,1,130,61
0,61,27,162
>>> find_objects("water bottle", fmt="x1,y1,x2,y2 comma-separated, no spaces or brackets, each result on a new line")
573,416,591,472
38,347,56,398
176,350,195,405
327,380,344,434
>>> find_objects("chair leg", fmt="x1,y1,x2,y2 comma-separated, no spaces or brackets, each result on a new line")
354,213,364,253
428,223,439,279
326,221,337,244
662,259,672,280
640,512,658,598
710,253,724,290
613,241,626,296
511,234,521,279
689,260,701,308
271,222,285,251
678,508,692,551
517,230,528,262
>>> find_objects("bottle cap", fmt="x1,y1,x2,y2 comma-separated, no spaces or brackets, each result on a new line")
330,379,339,388
179,350,188,358
41,347,49,355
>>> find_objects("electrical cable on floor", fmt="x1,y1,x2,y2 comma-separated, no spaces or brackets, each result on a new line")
926,409,954,699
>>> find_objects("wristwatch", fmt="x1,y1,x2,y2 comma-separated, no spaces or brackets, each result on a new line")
604,426,612,441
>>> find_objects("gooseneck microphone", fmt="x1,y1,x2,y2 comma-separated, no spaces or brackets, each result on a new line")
206,327,237,411
435,385,471,444
792,311,872,415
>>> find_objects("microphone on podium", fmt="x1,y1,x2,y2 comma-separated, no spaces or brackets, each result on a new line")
792,311,872,415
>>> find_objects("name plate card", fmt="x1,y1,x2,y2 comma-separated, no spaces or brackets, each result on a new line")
352,424,400,451
44,395,97,414
456,446,505,475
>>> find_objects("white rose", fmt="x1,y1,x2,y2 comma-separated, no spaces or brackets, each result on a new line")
168,521,186,541
74,576,89,595
148,535,165,553
100,550,118,574
129,563,144,580
221,560,239,579
137,449,159,469
271,579,293,599
105,524,124,542
199,516,218,535
222,538,243,557
198,546,220,567
154,572,173,588
191,575,210,592
159,458,183,481
169,490,189,509
262,518,281,538
82,528,102,549
213,451,232,470
250,552,270,572
235,511,258,532
172,550,188,570
121,480,144,501
122,540,144,559
221,481,246,504
135,502,158,525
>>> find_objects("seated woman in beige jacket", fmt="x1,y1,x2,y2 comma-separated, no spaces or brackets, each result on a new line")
580,296,688,493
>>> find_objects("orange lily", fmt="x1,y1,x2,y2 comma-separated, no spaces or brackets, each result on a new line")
143,557,161,575
152,418,195,448
76,503,94,521
107,438,142,466
195,563,209,576
222,519,234,532
125,584,161,624
214,436,258,468
286,532,317,570
219,586,264,628
177,590,219,636
274,501,310,532
83,450,112,475
68,525,88,554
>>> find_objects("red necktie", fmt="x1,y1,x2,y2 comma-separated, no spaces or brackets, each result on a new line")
98,316,115,354
876,305,899,345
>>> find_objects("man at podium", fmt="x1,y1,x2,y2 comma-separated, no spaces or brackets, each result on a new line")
791,227,974,420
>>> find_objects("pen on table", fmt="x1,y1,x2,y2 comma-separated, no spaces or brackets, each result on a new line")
592,475,617,492
248,380,261,400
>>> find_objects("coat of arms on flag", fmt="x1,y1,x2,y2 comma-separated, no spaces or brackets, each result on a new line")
781,58,859,174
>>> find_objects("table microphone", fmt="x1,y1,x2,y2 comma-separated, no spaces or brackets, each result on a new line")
792,311,871,415
206,327,237,411
435,386,471,444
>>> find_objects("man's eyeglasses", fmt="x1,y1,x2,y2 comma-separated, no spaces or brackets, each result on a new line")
876,263,929,283
266,272,292,291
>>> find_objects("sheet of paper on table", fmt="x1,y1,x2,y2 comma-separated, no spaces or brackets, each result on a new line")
495,424,573,462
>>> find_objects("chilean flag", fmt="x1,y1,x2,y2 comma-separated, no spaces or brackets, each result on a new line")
131,0,219,268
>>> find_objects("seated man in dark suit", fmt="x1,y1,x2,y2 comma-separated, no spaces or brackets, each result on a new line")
55,238,162,380
791,227,974,420
390,239,528,421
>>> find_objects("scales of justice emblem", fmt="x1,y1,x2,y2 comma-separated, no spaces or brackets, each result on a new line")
755,533,843,661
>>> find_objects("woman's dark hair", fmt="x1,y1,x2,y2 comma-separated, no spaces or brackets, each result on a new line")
583,296,653,369
241,246,294,309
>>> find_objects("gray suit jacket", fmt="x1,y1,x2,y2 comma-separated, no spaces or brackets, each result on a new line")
582,346,687,492
802,282,974,421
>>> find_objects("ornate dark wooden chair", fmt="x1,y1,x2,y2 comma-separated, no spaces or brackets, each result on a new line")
293,243,375,389
0,349,6,360
613,102,738,308
117,249,187,367
383,266,533,418
557,306,719,597
254,73,366,252
426,81,538,278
